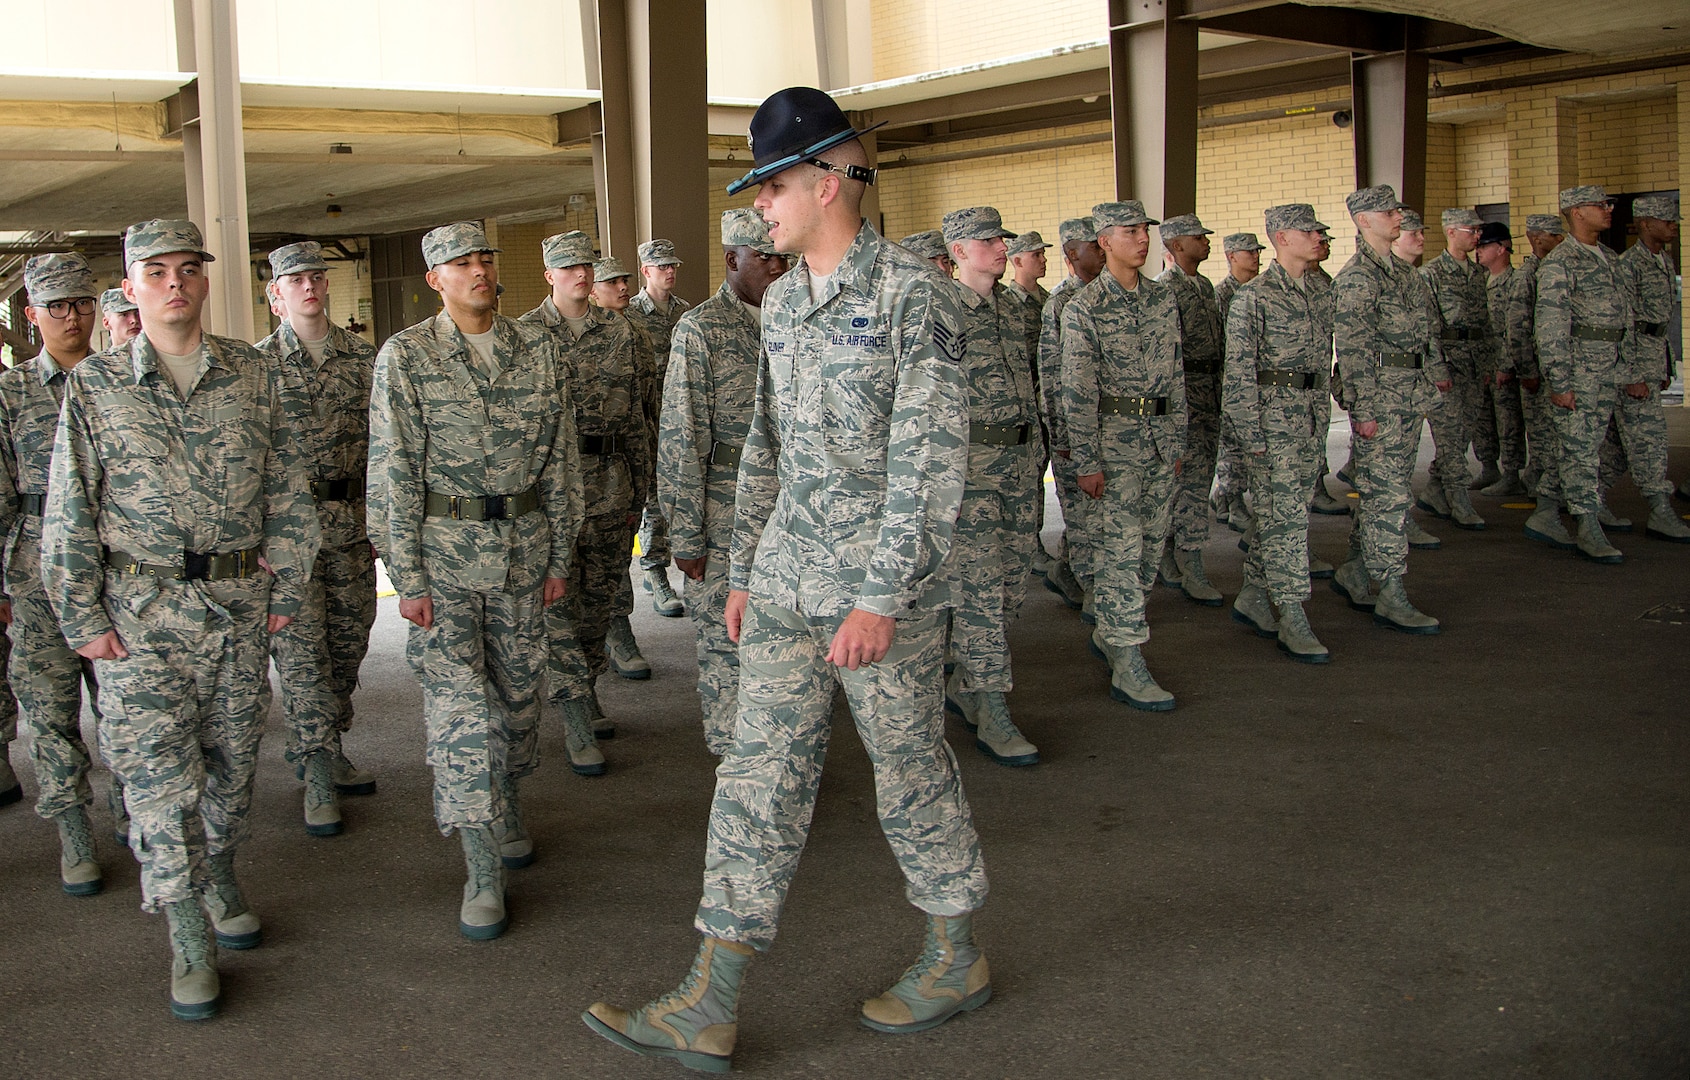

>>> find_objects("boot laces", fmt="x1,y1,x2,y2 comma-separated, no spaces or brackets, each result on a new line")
62,807,96,860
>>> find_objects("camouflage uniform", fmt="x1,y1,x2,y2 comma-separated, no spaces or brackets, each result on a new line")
696,219,984,949
1597,211,1678,501
1506,242,1562,502
1156,256,1223,554
1223,260,1334,604
656,224,766,754
1004,256,1051,553
1213,263,1253,511
1039,217,1099,594
1484,262,1528,476
368,299,582,834
255,298,377,768
1420,226,1493,497
44,318,320,911
628,239,691,576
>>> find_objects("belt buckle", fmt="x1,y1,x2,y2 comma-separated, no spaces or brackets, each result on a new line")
484,494,506,520
182,551,210,581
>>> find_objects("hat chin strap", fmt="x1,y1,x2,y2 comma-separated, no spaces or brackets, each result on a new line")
805,157,877,186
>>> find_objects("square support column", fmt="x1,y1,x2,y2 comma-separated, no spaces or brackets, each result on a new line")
1351,50,1429,212
1108,0,1199,219
1506,93,1578,239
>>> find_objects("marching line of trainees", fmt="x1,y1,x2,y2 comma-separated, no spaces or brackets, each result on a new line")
0,80,1683,1065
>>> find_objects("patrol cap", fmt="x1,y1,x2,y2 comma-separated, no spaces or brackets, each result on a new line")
1400,210,1425,232
542,230,596,269
941,206,1016,245
900,230,948,261
1558,184,1611,211
1441,208,1483,229
1092,201,1158,230
638,238,682,266
720,208,777,254
1058,217,1098,244
1345,184,1407,216
1263,204,1328,235
1476,222,1512,248
726,86,886,195
422,222,500,268
23,252,96,306
1005,230,1052,257
268,241,329,278
1632,193,1679,222
1222,232,1265,254
100,287,138,315
1159,213,1213,239
1524,214,1565,235
125,218,215,266
593,256,632,282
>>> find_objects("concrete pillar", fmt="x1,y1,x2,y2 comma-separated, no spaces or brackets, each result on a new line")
1505,92,1577,240
1351,51,1430,213
590,0,639,265
1107,0,1199,218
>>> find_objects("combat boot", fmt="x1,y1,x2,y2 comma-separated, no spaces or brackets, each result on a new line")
1230,583,1278,638
202,852,262,949
1524,498,1575,550
1405,515,1442,550
496,773,534,869
1080,588,1095,625
1157,545,1182,589
1174,548,1222,606
973,692,1038,767
1030,544,1051,578
1227,497,1253,534
1330,558,1375,611
1042,560,1084,610
1679,477,1690,502
1310,484,1349,516
562,699,607,776
645,567,685,618
944,670,981,732
588,684,615,739
294,731,377,795
109,777,131,849
1108,644,1174,712
1274,602,1330,664
1644,494,1690,543
861,913,992,1034
1335,455,1357,490
1598,500,1632,532
584,935,755,1073
0,745,20,807
301,750,343,837
1470,461,1501,490
55,805,102,896
1374,576,1440,634
1307,554,1335,579
1416,483,1451,519
1479,468,1526,497
458,826,508,940
1444,483,1485,530
164,898,220,1020
606,616,652,679
1574,513,1623,564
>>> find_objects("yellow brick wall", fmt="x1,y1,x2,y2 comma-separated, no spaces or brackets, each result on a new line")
1456,119,1509,208
1577,95,1680,193
870,0,1107,83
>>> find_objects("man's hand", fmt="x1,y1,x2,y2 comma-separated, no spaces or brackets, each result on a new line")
400,596,435,629
1624,381,1649,399
1551,391,1575,410
626,512,638,528
1496,371,1514,385
1055,449,1071,459
725,589,748,643
827,608,895,671
543,577,568,606
0,601,11,626
1522,377,1541,393
1435,379,1453,392
77,630,128,660
1354,419,1379,439
1079,472,1105,498
675,556,707,581
268,614,293,634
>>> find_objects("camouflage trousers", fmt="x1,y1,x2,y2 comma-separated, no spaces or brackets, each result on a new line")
1428,349,1481,493
549,511,638,701
1597,383,1672,500
1551,379,1634,516
1475,375,1526,472
636,502,671,571
695,598,988,950
1050,453,1096,585
1171,374,1222,550
0,627,16,746
407,575,546,835
1241,392,1327,605
1092,436,1176,649
1347,405,1423,580
1522,383,1564,502
270,538,376,764
96,574,272,912
948,444,1040,693
10,587,103,818
1213,427,1249,501
684,544,738,755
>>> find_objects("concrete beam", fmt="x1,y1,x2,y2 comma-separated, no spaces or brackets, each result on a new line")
627,0,710,303
1351,50,1430,213
177,0,254,341
1109,0,1199,217
590,0,638,262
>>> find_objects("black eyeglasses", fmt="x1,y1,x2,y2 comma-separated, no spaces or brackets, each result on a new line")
44,298,97,318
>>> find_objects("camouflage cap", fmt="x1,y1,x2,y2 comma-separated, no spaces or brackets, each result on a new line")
422,222,500,268
1558,184,1610,211
638,238,682,266
900,230,948,261
1092,201,1158,230
1400,209,1425,232
1005,230,1052,257
1524,213,1565,235
1058,217,1098,244
124,218,215,265
1222,232,1265,254
941,206,1016,244
1263,204,1328,235
593,256,632,282
1476,222,1512,248
1158,213,1213,239
268,240,329,278
23,252,97,306
542,230,596,269
720,208,776,254
1345,184,1406,216
1441,207,1483,229
1632,193,1679,222
100,287,137,315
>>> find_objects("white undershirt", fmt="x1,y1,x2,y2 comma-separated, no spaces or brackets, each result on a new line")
808,271,832,305
463,328,499,379
299,333,329,364
563,312,592,340
154,345,203,398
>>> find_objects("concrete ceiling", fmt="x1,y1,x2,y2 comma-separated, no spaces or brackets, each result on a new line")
1296,0,1690,55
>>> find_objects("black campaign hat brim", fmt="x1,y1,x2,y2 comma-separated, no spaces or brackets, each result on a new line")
725,119,887,195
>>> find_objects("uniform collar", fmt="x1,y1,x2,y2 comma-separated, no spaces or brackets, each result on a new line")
128,331,223,386
32,349,74,386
